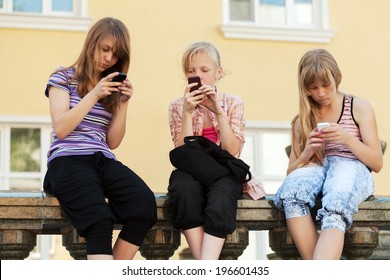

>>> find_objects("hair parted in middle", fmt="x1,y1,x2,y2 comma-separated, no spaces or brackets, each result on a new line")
66,17,130,113
293,48,342,165
181,41,224,77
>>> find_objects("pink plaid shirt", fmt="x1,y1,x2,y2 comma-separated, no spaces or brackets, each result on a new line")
169,91,245,153
168,91,266,200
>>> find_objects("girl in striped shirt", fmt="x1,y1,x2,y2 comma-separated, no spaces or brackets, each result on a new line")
43,17,157,260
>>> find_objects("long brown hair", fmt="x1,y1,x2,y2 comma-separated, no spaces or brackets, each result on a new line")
294,49,342,164
58,17,130,113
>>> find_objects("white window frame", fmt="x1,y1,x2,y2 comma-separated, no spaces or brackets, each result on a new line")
0,0,92,31
221,0,336,43
241,120,291,194
239,120,291,260
0,115,52,191
0,115,55,260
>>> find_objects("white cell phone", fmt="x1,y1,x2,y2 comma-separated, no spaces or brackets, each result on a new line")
317,122,330,131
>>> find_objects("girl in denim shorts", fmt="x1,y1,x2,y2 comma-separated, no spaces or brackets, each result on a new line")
273,49,383,260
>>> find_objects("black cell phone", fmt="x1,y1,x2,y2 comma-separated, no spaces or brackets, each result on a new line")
188,76,201,92
111,72,127,82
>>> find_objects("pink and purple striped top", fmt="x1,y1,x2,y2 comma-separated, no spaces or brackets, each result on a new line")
324,95,362,159
45,67,116,163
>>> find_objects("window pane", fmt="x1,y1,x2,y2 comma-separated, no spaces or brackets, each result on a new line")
230,0,253,21
10,178,41,190
0,0,3,8
52,0,72,12
241,134,255,171
13,0,42,13
261,0,284,4
10,128,41,172
261,132,290,176
258,0,286,25
294,0,313,24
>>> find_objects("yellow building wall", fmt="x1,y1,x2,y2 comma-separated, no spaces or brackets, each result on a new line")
1,0,389,199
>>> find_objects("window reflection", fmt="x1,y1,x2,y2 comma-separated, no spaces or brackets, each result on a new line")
229,0,315,26
230,0,253,21
259,0,286,25
13,0,42,13
241,128,291,194
10,128,40,172
52,0,72,12
11,0,74,13
294,0,313,24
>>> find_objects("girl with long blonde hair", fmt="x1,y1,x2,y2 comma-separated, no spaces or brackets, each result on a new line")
273,49,382,260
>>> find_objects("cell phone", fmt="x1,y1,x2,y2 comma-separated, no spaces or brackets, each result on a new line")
111,72,127,82
317,122,330,131
188,76,201,92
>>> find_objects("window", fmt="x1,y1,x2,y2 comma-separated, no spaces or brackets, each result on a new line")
12,0,73,14
0,0,91,31
0,116,53,259
238,121,291,260
222,0,336,43
0,116,51,191
240,121,291,194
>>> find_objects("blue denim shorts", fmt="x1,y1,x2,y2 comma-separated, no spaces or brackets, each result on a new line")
273,156,374,232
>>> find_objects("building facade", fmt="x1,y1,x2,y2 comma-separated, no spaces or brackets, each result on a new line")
1,0,389,259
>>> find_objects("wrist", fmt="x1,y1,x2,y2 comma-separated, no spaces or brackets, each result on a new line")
182,109,193,118
214,109,226,119
86,90,101,103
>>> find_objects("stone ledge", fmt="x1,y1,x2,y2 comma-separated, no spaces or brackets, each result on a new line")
1,191,390,231
1,190,390,260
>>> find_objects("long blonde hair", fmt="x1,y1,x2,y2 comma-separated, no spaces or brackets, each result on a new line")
294,49,342,164
56,17,130,113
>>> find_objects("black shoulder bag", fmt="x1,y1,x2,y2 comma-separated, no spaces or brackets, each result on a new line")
169,136,251,186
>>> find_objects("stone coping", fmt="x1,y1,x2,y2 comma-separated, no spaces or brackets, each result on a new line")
1,190,390,231
1,190,390,260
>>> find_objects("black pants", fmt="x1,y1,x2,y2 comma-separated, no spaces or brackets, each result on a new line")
44,152,157,250
167,169,243,238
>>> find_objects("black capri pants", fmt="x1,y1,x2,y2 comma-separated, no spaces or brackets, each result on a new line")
43,152,157,249
167,169,243,238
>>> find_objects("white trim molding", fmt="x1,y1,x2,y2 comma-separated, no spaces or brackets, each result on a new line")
245,121,291,129
0,13,92,31
0,115,51,125
0,0,91,31
220,24,336,43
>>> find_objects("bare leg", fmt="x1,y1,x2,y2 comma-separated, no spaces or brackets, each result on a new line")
200,233,225,260
113,237,139,260
313,228,344,260
183,227,204,260
286,215,318,260
87,254,113,260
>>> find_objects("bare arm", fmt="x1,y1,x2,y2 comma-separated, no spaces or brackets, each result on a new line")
172,83,205,147
49,86,100,139
286,122,324,175
49,72,126,140
106,79,133,149
215,111,241,157
320,98,383,172
200,85,242,157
